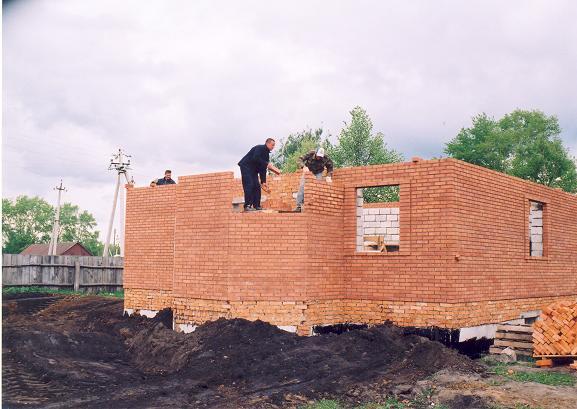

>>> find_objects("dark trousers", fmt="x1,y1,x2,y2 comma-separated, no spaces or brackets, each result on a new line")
240,165,261,208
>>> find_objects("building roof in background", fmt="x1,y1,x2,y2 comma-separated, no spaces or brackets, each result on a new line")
20,242,92,256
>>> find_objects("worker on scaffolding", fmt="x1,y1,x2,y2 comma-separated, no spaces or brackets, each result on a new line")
294,148,333,212
238,138,281,211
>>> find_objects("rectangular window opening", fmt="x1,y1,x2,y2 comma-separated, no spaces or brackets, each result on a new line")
356,185,400,253
529,200,545,257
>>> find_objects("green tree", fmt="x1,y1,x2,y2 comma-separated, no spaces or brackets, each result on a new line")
59,203,104,255
327,106,403,202
271,128,326,173
2,196,54,254
445,110,577,192
327,106,403,168
2,195,105,254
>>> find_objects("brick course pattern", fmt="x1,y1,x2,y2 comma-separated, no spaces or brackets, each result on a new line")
124,159,577,333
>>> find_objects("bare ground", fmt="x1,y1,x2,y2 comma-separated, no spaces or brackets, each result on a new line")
2,295,576,408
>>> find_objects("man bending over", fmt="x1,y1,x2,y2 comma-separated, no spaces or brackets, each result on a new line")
295,147,333,212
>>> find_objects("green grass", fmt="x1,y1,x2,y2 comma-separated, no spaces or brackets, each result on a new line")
2,286,124,298
302,397,448,409
489,362,575,386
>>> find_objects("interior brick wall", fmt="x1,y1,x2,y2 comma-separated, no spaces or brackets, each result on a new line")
124,158,577,332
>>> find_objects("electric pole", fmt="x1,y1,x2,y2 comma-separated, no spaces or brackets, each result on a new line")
48,180,66,256
103,148,132,257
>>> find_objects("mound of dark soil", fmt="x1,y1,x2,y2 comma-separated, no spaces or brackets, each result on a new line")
3,297,483,408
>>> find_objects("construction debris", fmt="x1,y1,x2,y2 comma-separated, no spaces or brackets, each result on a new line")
489,324,533,358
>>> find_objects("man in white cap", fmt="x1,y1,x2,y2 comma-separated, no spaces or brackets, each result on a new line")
295,147,334,212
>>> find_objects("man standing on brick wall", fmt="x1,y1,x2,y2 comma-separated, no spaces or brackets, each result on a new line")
238,138,281,211
156,170,176,185
295,148,333,212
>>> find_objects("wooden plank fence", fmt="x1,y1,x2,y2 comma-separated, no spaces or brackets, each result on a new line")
2,254,123,293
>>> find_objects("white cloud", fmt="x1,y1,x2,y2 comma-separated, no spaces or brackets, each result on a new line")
3,0,577,234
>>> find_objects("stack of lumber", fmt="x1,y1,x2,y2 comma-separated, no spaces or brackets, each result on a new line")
533,300,577,357
489,324,533,357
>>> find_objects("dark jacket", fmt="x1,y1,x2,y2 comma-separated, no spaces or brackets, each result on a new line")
298,151,334,176
156,177,176,185
238,144,270,183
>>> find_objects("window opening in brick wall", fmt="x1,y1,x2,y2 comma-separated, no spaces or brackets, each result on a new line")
356,185,400,253
529,201,545,257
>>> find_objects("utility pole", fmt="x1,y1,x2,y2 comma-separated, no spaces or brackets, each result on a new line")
103,148,132,257
48,180,66,256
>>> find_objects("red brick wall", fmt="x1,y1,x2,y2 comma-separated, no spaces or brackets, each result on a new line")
335,160,458,303
173,173,233,301
124,184,176,293
305,178,346,300
452,159,577,302
124,159,577,330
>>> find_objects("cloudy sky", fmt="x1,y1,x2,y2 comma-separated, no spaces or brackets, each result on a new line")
3,0,577,237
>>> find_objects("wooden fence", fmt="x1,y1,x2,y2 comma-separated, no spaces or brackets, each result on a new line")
2,254,123,293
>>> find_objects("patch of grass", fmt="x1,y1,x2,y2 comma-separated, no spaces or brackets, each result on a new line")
2,286,123,298
359,397,407,409
490,362,575,386
302,396,449,409
302,400,342,409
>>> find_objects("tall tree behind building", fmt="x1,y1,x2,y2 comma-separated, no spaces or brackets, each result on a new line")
327,106,403,168
445,110,577,193
327,106,403,201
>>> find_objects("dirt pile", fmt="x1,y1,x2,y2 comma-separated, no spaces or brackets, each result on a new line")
128,317,481,389
3,296,484,408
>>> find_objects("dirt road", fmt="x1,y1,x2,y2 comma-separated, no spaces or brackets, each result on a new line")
2,296,576,408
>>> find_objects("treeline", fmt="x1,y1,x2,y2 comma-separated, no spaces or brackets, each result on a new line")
2,196,107,255
272,106,577,194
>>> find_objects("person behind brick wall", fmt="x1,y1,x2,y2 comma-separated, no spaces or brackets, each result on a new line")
238,138,281,211
149,180,157,187
156,170,176,185
295,147,333,212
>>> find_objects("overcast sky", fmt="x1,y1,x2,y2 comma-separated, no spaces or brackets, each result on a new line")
3,0,577,237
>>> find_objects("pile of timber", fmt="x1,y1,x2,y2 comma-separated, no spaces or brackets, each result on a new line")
489,324,533,357
533,300,577,358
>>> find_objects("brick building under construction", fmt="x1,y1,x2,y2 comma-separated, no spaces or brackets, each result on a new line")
123,158,577,336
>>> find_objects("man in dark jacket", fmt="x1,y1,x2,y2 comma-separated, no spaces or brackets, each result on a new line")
156,170,176,185
238,138,281,211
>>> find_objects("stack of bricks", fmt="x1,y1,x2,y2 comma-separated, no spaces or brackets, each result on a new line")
533,300,577,357
124,158,577,334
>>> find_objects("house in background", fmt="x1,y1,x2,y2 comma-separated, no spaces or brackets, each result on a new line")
20,242,92,256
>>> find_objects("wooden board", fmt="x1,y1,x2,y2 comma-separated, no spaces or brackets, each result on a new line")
496,324,533,334
494,339,533,350
495,332,533,341
533,354,577,358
